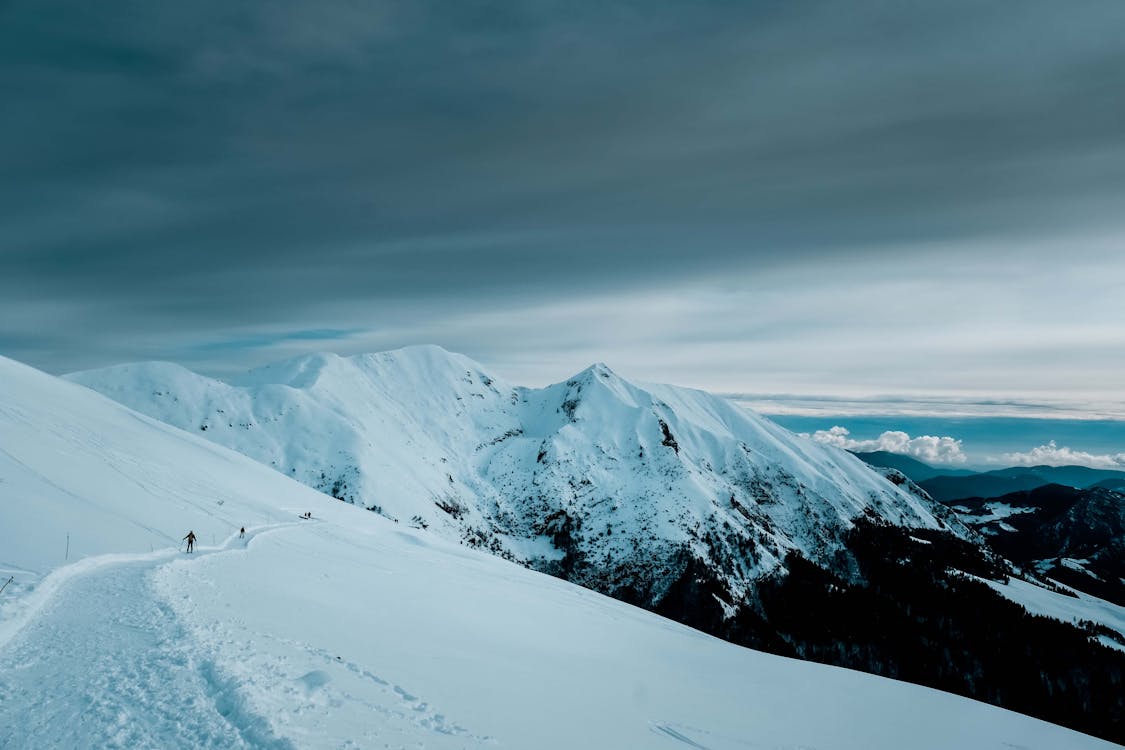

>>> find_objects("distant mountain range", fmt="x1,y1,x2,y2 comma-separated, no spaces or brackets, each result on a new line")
849,451,974,482
852,452,1125,608
851,451,1125,501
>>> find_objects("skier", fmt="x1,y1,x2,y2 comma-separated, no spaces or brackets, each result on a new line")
183,530,196,553
239,527,245,539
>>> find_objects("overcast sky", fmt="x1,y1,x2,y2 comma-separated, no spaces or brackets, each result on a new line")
3,0,1124,414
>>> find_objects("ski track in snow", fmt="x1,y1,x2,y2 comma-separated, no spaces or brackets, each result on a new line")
0,527,297,750
0,522,495,750
654,723,714,749
218,628,496,745
650,721,819,750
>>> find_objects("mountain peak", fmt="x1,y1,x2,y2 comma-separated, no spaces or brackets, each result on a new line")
233,351,347,388
227,345,501,392
382,343,458,358
568,361,625,385
555,361,655,418
68,359,204,383
353,344,487,374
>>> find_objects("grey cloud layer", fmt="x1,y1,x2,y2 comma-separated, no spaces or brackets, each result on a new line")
3,0,1125,383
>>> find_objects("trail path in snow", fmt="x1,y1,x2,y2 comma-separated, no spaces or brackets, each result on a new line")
0,526,297,750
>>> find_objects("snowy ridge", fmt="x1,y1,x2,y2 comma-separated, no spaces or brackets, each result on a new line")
0,355,342,582
69,346,967,606
69,347,520,538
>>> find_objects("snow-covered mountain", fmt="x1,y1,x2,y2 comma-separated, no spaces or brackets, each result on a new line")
947,484,1125,606
68,346,966,610
6,354,1115,749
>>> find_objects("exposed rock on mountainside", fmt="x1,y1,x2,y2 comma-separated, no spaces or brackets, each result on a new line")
944,484,1125,606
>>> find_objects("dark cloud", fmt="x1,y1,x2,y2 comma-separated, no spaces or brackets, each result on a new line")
3,0,1125,376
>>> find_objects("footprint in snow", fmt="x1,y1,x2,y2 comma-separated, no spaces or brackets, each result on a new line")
296,670,330,697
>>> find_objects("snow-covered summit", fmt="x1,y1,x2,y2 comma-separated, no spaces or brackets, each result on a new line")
231,345,493,389
68,346,966,611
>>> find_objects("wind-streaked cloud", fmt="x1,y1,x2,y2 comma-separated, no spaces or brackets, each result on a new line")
1,0,1124,420
999,441,1125,470
805,426,967,465
730,393,1125,422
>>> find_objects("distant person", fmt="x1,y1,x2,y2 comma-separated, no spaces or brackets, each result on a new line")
183,530,196,553
239,527,245,539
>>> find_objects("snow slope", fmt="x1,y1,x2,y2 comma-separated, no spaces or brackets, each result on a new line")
0,355,340,587
2,355,1116,748
976,575,1125,652
68,347,967,606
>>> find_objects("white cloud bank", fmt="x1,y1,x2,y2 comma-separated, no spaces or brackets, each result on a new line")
1000,440,1125,470
806,426,968,465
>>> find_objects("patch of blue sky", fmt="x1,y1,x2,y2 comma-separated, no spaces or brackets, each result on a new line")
187,328,365,353
767,415,1125,469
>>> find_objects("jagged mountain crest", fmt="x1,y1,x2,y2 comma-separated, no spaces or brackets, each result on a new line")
67,346,968,607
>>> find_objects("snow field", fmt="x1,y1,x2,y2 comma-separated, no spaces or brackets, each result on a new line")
0,353,351,586
0,526,298,749
153,519,1118,750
